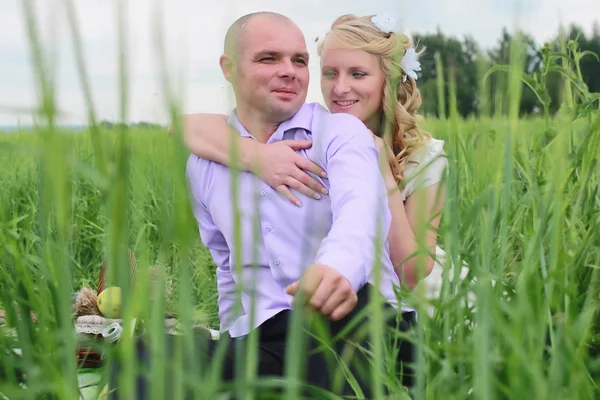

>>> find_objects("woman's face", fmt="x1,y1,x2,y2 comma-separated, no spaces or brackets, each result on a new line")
320,42,385,129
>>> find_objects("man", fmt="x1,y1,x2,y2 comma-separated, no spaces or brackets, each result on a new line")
111,11,413,399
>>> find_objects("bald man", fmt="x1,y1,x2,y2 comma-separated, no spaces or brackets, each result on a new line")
109,12,414,399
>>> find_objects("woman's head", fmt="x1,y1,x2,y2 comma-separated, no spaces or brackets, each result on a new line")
317,14,430,181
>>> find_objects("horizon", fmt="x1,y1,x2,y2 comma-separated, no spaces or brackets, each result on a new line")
1,0,598,126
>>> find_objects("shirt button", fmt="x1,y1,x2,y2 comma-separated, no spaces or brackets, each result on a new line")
260,190,266,196
274,259,280,265
266,225,273,232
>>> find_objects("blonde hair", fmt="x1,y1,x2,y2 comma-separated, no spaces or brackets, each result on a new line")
317,14,430,182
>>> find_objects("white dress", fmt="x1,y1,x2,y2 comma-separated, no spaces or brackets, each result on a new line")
398,138,470,304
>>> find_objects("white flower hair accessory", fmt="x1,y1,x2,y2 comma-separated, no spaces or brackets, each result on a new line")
370,14,397,34
401,48,421,82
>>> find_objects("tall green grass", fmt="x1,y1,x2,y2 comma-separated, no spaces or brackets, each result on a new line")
1,2,599,399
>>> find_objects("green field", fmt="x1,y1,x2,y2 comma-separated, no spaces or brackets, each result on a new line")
1,9,599,398
1,108,599,399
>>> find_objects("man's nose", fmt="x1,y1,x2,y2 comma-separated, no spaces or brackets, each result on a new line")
278,59,296,79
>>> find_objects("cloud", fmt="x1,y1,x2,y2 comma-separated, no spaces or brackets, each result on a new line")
518,0,599,44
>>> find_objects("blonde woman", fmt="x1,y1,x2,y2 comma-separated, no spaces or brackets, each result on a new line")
177,14,465,303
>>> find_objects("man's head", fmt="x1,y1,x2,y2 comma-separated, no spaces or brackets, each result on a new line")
220,12,309,125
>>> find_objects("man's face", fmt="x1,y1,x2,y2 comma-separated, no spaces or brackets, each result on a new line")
225,17,309,123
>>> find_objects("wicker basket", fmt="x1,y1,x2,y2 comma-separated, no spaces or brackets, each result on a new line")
73,249,219,368
97,249,138,295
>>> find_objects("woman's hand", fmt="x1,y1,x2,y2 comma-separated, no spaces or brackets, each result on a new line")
255,140,329,207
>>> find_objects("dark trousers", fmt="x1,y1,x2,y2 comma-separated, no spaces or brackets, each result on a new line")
108,284,415,398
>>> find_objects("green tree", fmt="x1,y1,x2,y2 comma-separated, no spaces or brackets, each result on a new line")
410,22,599,119
413,28,480,118
486,28,543,116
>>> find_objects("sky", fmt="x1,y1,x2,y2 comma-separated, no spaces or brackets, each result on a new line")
0,0,598,126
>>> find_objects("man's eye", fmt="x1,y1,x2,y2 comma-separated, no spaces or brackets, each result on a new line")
260,57,275,62
295,59,307,65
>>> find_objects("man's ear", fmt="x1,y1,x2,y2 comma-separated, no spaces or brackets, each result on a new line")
220,54,236,84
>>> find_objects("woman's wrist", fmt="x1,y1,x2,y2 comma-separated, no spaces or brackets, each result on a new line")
384,171,398,193
240,138,263,172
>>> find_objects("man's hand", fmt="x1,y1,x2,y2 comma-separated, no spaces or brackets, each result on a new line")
285,263,358,321
254,141,328,207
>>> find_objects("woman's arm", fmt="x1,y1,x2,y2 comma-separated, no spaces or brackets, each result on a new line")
175,113,255,168
173,113,329,206
373,136,445,289
387,177,445,289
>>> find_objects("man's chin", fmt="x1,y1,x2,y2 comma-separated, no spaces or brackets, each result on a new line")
268,102,303,120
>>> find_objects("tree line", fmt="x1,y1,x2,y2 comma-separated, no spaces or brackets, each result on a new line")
413,22,600,118
99,22,600,126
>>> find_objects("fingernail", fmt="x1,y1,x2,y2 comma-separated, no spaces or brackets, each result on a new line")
321,172,327,178
321,188,328,195
314,193,321,200
296,201,302,207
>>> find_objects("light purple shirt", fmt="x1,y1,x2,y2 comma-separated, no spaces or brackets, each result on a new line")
186,102,401,338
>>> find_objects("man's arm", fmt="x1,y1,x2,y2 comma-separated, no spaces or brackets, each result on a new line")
286,116,391,320
186,155,237,330
313,117,391,291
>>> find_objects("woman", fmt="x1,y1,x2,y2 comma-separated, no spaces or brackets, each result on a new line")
177,14,466,300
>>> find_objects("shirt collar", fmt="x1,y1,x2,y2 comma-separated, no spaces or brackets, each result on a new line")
227,103,314,142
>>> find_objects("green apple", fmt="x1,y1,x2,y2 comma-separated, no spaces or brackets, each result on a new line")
97,287,121,319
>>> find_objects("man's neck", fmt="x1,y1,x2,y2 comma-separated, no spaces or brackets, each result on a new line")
235,106,280,143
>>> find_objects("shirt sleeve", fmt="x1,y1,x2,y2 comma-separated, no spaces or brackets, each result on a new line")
312,116,391,293
186,155,236,331
401,138,448,200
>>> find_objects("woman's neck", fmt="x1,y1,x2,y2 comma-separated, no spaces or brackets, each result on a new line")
365,112,383,137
